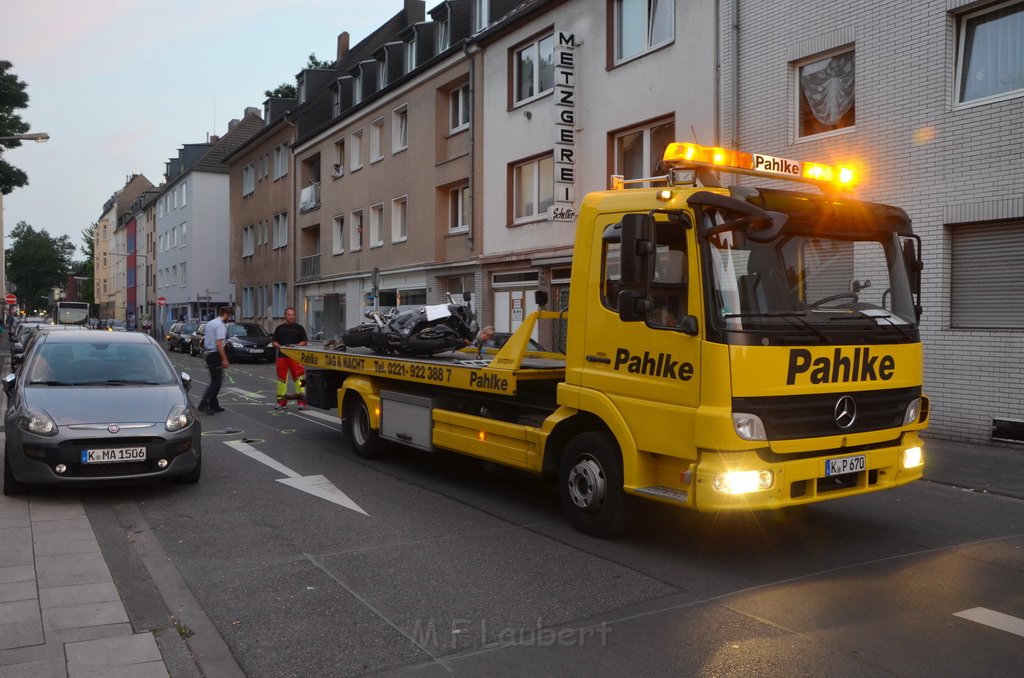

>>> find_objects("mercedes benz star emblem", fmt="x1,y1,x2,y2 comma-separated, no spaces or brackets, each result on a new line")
834,395,857,430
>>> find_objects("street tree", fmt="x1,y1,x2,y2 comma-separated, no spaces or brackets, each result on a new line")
0,61,33,195
76,224,96,306
264,53,333,99
5,221,76,312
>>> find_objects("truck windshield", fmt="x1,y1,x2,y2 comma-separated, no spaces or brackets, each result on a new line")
702,227,918,344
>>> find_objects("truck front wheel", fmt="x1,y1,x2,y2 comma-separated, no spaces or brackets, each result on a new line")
559,432,634,538
344,394,385,459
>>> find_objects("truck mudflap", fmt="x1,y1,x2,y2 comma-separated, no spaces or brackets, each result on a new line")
691,432,925,511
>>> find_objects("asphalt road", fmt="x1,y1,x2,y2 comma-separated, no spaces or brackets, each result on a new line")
73,348,1024,677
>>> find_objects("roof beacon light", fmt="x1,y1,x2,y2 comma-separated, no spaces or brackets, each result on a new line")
662,142,857,189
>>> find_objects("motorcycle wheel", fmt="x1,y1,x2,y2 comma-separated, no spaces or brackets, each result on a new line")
404,326,460,356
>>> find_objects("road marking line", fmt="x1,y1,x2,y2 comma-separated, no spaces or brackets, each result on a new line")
223,387,266,399
294,409,341,425
224,440,368,515
954,607,1024,638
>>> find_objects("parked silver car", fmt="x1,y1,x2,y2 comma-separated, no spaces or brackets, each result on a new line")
2,330,201,494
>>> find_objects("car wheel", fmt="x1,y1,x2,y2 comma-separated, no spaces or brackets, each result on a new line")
167,341,175,352
344,393,385,459
559,431,635,538
3,449,27,496
175,454,201,484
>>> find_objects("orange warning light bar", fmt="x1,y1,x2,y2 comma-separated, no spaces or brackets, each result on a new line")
663,142,857,188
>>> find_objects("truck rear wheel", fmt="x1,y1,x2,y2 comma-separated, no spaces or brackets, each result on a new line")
559,432,634,538
344,394,385,459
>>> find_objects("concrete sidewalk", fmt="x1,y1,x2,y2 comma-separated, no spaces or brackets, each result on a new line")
0,492,170,678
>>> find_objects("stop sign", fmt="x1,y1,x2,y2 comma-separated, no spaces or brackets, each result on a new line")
156,297,167,306
4,294,16,305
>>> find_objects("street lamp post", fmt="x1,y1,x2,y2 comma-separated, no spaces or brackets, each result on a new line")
0,132,51,314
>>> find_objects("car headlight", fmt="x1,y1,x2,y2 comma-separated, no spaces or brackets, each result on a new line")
733,412,767,441
227,338,243,348
166,404,194,432
21,409,58,436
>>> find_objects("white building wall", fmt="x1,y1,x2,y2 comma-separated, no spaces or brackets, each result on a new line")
480,0,718,257
188,173,232,315
725,0,1024,443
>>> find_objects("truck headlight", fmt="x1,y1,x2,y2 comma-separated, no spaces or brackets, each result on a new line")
903,398,922,425
902,446,923,469
733,413,767,441
712,470,774,494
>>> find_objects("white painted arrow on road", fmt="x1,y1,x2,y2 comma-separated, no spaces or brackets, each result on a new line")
224,440,368,515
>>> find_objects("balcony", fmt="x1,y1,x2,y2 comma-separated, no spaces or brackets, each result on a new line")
299,253,321,281
299,182,321,213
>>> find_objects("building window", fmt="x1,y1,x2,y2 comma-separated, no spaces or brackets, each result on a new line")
273,143,289,179
450,83,470,132
333,138,345,177
951,221,1024,328
180,222,187,246
258,155,268,179
377,55,388,90
391,196,408,242
370,203,384,247
370,119,384,162
181,182,187,206
242,287,254,318
332,87,341,117
351,210,363,251
273,283,288,318
405,35,417,73
242,164,255,196
351,129,363,171
613,118,674,185
242,225,255,257
449,185,470,232
180,262,187,287
797,49,855,138
614,0,674,64
332,215,345,255
437,14,451,52
514,34,555,105
273,212,288,249
956,0,1024,105
512,154,554,222
353,70,363,104
393,106,409,152
474,0,489,33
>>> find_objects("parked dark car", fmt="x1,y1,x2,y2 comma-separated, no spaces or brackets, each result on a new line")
188,322,275,363
2,330,201,495
166,321,199,353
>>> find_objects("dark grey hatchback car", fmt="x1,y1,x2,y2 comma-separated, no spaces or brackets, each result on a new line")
3,330,202,495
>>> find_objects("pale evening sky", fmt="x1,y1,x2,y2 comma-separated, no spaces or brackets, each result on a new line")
1,0,407,259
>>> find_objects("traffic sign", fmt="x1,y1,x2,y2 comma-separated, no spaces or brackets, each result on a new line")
4,294,16,305
156,297,167,306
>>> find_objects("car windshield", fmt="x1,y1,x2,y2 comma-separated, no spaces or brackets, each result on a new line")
228,323,268,337
181,323,198,333
28,341,177,385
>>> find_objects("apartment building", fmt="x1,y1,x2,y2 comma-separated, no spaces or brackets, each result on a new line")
723,0,1024,443
95,173,155,321
225,99,298,334
472,0,717,347
153,110,263,330
289,0,482,339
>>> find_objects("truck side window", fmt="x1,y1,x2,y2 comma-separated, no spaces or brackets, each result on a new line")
646,223,688,329
601,241,622,311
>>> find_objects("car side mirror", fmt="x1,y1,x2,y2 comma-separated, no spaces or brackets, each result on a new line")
180,372,192,392
3,372,16,396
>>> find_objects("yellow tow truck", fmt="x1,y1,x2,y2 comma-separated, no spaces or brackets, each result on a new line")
285,142,929,537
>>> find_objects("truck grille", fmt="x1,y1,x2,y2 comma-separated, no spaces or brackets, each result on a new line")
733,386,920,440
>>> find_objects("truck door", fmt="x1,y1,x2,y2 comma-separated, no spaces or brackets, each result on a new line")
580,212,701,458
